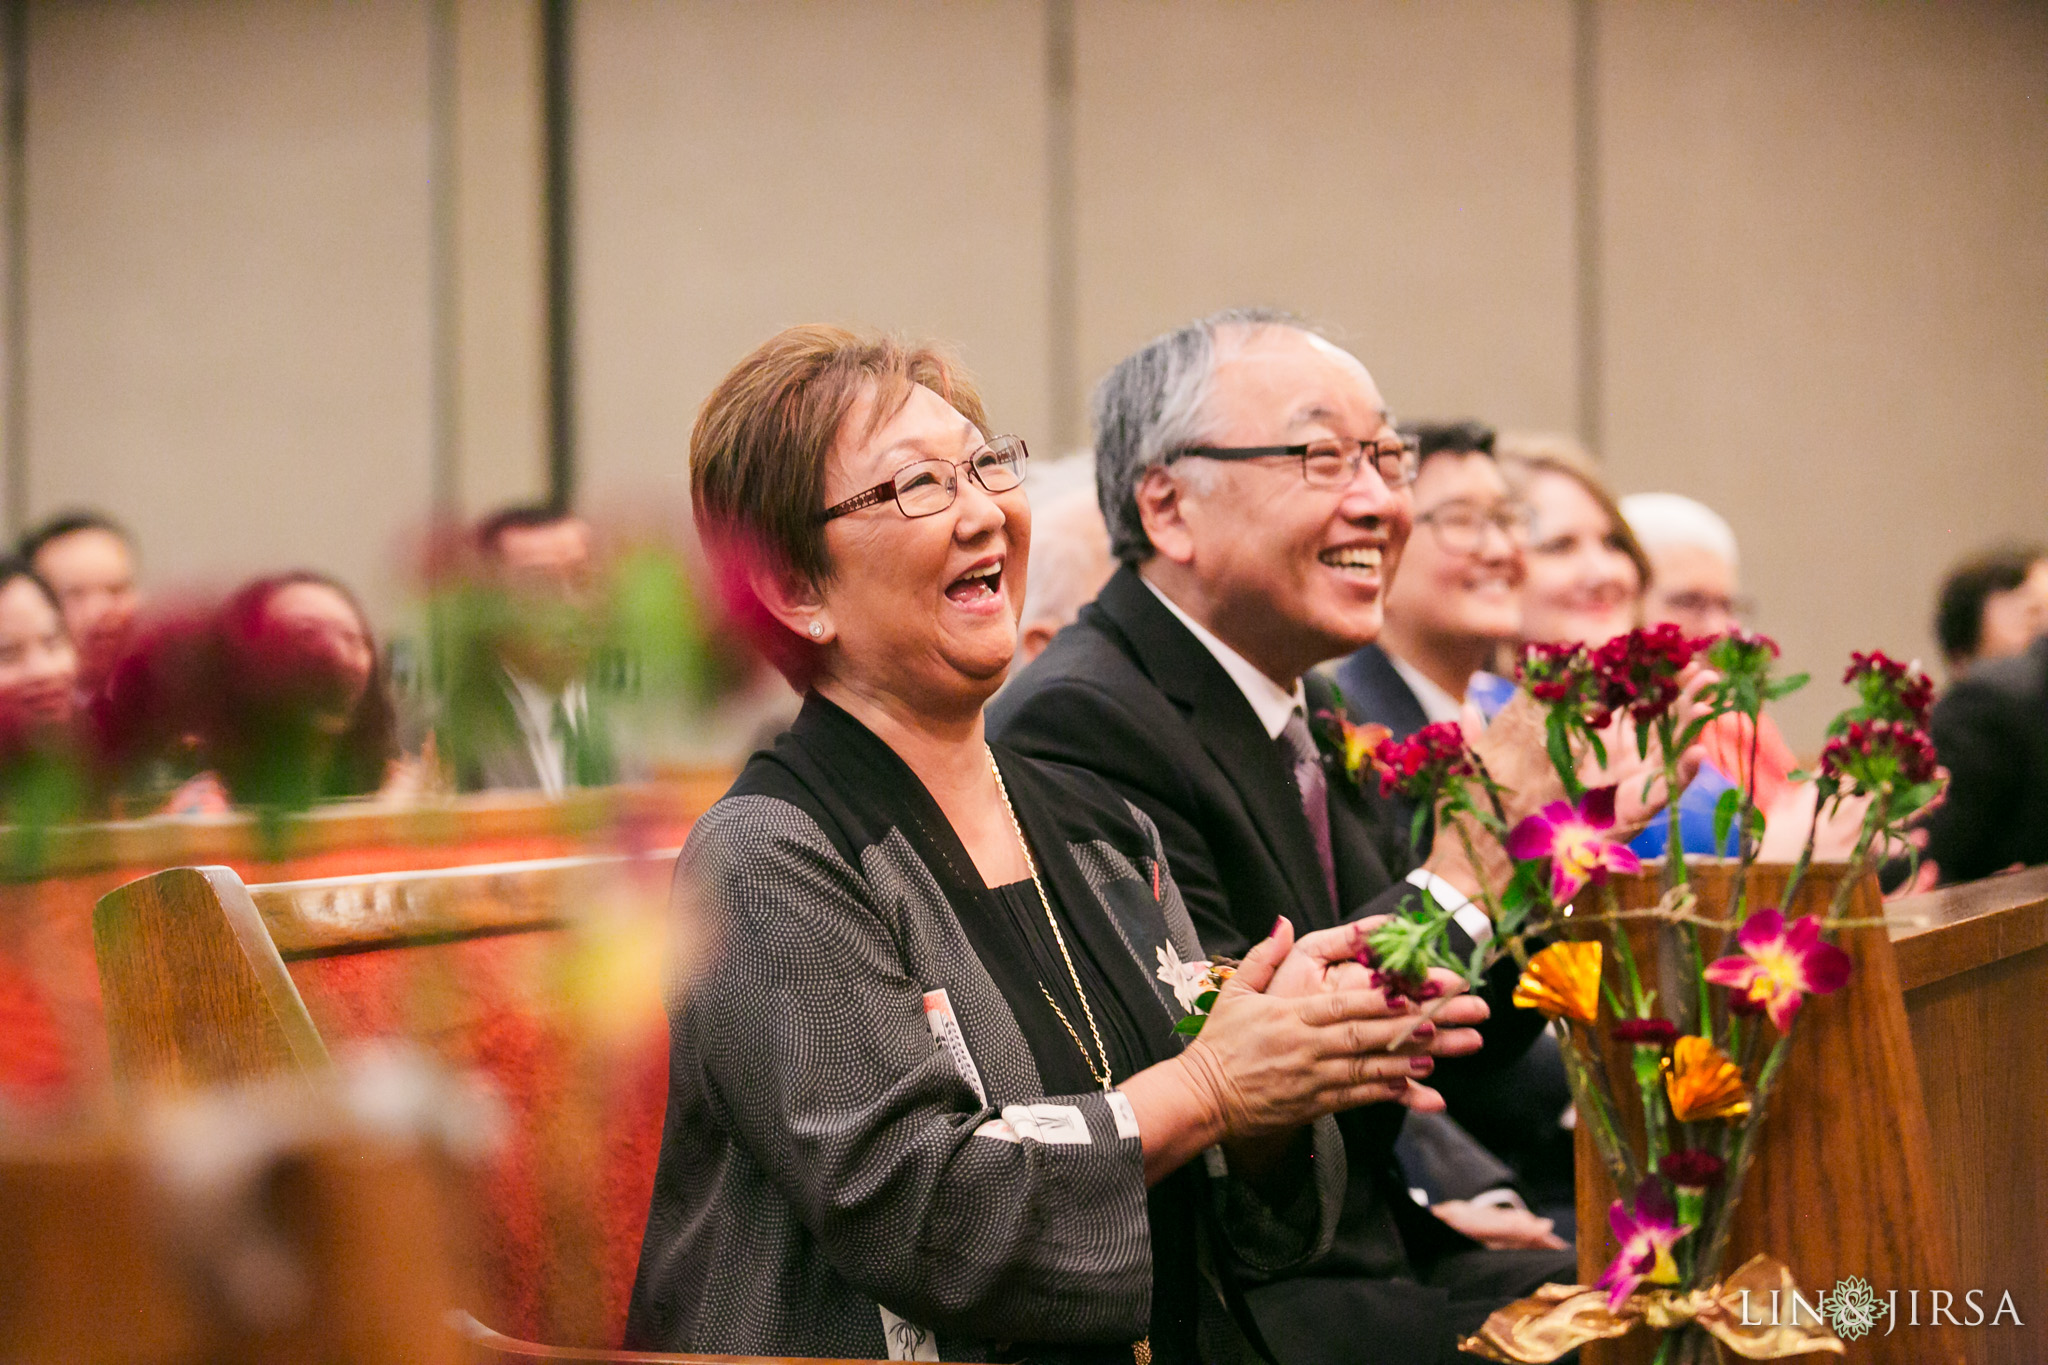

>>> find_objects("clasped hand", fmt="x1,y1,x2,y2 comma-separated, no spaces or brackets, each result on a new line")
1180,917,1489,1143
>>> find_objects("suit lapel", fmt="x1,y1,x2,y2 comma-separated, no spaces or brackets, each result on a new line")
1334,642,1432,742
1307,671,1403,917
1092,569,1337,928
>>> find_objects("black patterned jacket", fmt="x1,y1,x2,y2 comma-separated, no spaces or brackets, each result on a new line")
625,694,1343,1364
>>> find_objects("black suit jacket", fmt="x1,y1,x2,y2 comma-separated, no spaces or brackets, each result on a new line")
990,568,1551,1335
1927,635,2048,884
1331,643,1433,852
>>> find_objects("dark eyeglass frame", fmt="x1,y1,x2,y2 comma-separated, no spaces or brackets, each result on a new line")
817,435,1030,523
1413,498,1536,553
1170,435,1421,490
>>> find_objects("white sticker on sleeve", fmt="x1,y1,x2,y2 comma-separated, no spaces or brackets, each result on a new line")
879,1306,939,1361
921,988,988,1106
1000,1102,1093,1145
1105,1090,1141,1140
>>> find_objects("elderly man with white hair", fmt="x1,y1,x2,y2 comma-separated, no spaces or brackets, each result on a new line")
992,309,1702,1365
1620,492,1750,639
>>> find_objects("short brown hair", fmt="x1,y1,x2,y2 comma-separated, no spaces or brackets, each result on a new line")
1496,431,1655,591
690,325,989,678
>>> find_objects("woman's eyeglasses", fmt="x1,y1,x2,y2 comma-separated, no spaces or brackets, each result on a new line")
818,436,1030,523
1170,435,1420,490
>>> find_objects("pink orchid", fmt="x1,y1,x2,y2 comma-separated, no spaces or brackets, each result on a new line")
1596,1178,1690,1311
1702,908,1852,1032
1504,785,1644,904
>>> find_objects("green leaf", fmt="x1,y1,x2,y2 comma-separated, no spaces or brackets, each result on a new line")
1712,786,1743,853
1410,801,1433,853
1766,672,1810,699
1545,720,1574,785
1193,989,1218,1013
1173,1014,1207,1036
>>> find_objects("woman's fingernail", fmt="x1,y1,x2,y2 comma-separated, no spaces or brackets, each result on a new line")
1271,916,1288,937
1386,1076,1409,1092
1410,1020,1436,1040
1410,1056,1435,1075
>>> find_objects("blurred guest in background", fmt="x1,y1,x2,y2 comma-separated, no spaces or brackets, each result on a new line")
0,561,79,737
1623,492,1870,865
1328,423,1570,1242
1934,544,2048,681
1623,492,1750,640
0,559,94,818
191,572,405,809
1496,435,1649,650
1014,452,1115,665
20,510,142,699
1925,607,2048,884
438,504,618,794
1334,420,1525,755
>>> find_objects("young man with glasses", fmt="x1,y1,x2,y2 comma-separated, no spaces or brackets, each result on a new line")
991,311,1640,1365
1333,422,1529,784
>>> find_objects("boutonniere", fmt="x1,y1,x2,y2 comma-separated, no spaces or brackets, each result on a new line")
1308,702,1391,794
1157,942,1238,1037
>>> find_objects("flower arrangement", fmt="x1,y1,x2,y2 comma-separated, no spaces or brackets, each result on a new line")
1348,630,1941,1363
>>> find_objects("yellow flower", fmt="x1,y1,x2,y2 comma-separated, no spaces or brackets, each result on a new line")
1663,1035,1752,1122
1511,940,1603,1025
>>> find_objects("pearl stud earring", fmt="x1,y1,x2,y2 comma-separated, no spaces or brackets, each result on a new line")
808,621,824,639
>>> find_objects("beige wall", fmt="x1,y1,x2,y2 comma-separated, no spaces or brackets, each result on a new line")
575,0,1053,509
1597,0,2048,742
22,0,436,618
11,0,2045,746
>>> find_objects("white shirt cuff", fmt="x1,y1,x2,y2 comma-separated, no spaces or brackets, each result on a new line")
1404,867,1493,945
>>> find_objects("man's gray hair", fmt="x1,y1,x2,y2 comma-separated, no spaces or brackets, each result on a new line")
1092,306,1310,566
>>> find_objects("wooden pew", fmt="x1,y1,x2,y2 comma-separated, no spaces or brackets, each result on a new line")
1888,863,2048,1365
0,778,723,1113
94,854,688,1356
1577,863,2048,1364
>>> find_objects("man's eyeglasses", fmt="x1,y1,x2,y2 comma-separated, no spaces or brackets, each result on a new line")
1414,499,1535,554
1661,590,1756,622
1170,435,1420,491
818,436,1029,523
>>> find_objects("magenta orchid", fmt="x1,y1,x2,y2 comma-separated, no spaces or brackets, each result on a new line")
1597,1178,1691,1311
1702,908,1852,1032
1503,784,1644,904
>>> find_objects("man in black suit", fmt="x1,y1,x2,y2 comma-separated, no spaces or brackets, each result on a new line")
1925,632,2048,884
992,311,1598,1363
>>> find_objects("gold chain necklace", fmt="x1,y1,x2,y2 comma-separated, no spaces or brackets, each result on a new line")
987,747,1114,1093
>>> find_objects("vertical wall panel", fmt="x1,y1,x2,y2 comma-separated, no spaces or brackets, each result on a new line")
575,0,1053,509
25,0,434,615
1599,0,2048,743
1072,0,1580,437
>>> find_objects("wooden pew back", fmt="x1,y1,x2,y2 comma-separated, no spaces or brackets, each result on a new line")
95,853,682,1350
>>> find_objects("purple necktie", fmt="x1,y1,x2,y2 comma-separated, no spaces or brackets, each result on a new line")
1279,710,1339,915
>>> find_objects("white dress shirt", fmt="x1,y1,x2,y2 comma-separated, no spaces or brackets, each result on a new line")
1388,653,1468,726
1142,575,1487,938
502,669,589,798
1141,577,1305,740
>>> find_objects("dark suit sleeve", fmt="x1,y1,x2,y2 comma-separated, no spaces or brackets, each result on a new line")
1925,679,2023,885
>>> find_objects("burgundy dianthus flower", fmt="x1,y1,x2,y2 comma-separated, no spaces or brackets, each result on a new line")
1611,1017,1680,1048
1588,624,1700,728
1821,718,1938,789
1373,720,1474,801
1515,640,1589,705
1658,1149,1727,1191
1354,938,1443,1005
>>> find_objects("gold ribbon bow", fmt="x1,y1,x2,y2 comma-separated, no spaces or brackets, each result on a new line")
1458,1255,1846,1362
